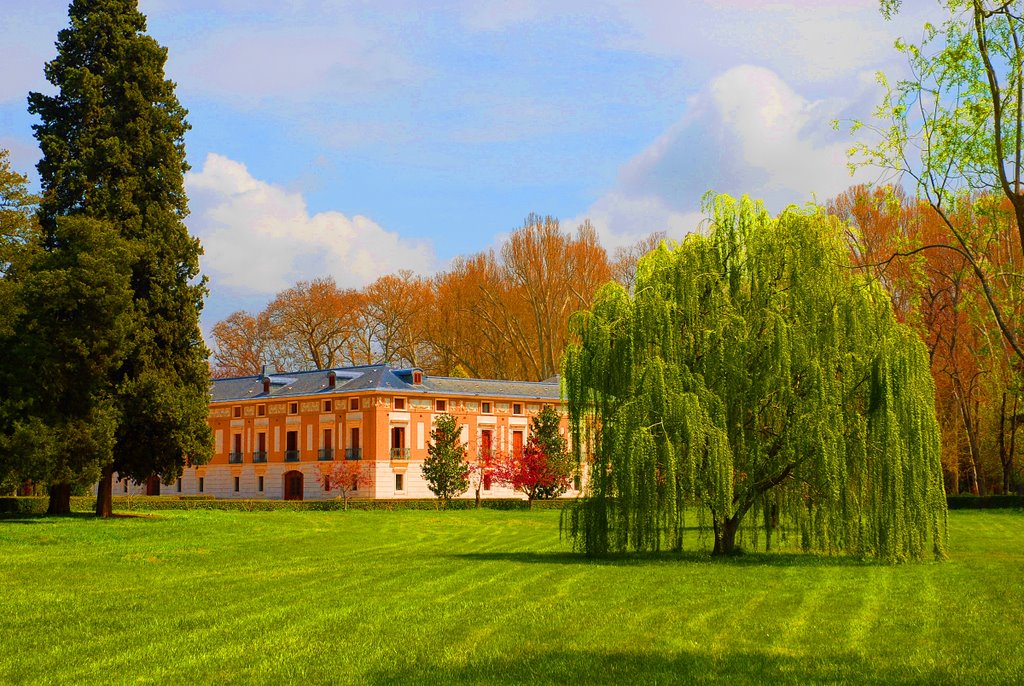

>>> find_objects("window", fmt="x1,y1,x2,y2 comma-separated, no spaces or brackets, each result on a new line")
393,397,406,410
285,431,299,461
323,476,331,490
351,476,359,491
483,474,492,491
257,404,266,417
350,398,359,411
288,402,298,414
573,472,582,491
481,401,491,414
395,473,404,491
176,477,182,493
232,405,241,418
234,476,240,493
123,480,128,494
323,400,333,412
435,399,447,412
413,371,422,384
198,477,204,493
513,403,522,415
258,476,264,492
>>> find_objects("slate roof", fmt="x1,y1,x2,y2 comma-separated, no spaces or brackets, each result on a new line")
210,365,561,403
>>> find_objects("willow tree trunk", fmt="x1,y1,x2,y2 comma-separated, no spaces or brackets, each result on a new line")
713,516,742,556
46,483,71,515
95,464,114,518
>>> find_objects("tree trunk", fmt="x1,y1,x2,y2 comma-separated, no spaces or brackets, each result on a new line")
47,483,71,515
713,516,741,556
953,381,982,495
95,463,114,518
475,486,481,509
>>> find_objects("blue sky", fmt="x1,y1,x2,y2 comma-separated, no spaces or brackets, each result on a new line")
0,0,931,332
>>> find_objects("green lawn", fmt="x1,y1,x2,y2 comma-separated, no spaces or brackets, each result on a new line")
0,509,1021,685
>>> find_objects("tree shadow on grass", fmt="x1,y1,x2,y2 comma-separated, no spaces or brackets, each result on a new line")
0,512,161,524
452,549,877,568
366,648,953,686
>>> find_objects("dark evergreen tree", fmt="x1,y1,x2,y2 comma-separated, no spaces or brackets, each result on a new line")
421,413,470,506
527,406,571,500
28,0,212,516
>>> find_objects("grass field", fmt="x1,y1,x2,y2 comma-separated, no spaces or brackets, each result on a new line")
1,508,1022,685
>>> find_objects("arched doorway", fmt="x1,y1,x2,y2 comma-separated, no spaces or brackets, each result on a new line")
283,470,304,500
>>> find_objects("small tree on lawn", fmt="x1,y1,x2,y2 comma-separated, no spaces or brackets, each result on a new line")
468,442,498,508
421,413,469,507
495,407,573,508
320,460,366,511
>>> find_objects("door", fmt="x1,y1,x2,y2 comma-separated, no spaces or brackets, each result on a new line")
283,470,304,500
512,431,524,458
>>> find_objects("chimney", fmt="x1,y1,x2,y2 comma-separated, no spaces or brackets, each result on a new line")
328,371,336,389
263,378,271,394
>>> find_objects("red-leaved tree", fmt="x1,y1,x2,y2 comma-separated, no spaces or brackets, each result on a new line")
320,460,368,510
494,407,573,508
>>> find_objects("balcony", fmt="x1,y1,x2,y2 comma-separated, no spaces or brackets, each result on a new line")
318,448,334,462
228,452,243,464
252,451,267,464
390,447,410,461
345,448,362,461
284,450,300,462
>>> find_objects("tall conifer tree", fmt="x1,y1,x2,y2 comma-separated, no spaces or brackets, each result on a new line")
28,0,212,516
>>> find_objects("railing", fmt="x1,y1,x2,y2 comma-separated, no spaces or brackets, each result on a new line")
390,447,410,460
228,452,243,464
318,448,334,461
252,451,267,463
284,450,300,462
345,448,362,461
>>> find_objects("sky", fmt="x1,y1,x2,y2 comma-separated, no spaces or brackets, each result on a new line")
0,0,934,334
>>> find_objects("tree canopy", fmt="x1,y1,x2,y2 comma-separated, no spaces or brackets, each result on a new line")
563,195,948,560
26,0,212,515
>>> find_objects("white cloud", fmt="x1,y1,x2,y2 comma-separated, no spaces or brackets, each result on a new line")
186,153,436,295
606,0,907,85
580,65,876,246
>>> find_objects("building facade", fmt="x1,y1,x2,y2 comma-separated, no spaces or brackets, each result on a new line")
141,364,576,501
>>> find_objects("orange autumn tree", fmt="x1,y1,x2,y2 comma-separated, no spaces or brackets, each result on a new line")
829,185,1024,494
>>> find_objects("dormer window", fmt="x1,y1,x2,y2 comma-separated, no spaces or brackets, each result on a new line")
413,371,422,384
435,399,447,412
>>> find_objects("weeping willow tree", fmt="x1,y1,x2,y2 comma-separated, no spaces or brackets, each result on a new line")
563,195,948,561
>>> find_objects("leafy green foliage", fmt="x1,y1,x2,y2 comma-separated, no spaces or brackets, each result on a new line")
563,195,948,560
422,412,470,505
25,0,212,512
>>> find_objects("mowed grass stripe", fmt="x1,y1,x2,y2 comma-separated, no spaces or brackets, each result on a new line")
0,509,1022,685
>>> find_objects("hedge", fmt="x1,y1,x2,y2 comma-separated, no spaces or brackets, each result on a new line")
9,494,1019,516
946,495,1024,509
0,495,572,514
